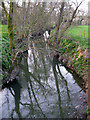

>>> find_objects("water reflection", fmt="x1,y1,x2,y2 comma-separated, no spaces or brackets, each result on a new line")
52,55,63,117
7,81,22,118
1,38,86,119
20,57,46,118
57,65,71,101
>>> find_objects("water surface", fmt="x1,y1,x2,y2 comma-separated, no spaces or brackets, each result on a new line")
0,38,86,119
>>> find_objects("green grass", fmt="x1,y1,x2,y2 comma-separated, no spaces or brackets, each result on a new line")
0,25,8,35
0,24,25,84
50,25,88,49
0,25,11,83
51,26,89,49
58,37,88,78
65,25,88,49
67,26,88,38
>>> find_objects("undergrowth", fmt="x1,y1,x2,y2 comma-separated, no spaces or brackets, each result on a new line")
49,25,88,79
0,25,17,83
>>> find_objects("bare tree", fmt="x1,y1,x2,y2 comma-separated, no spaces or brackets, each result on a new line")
53,0,84,45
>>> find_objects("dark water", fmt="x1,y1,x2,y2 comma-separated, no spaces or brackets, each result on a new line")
0,38,86,119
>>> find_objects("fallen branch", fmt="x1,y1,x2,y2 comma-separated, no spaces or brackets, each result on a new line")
2,49,28,88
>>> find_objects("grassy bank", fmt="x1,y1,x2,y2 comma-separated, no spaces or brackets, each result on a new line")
0,25,11,84
0,25,11,69
49,25,88,81
0,25,28,85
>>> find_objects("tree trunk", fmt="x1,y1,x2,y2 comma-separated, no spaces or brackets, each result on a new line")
2,2,15,62
54,2,65,44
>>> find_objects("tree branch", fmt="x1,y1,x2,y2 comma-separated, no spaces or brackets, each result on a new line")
2,2,8,18
54,2,65,43
58,0,84,41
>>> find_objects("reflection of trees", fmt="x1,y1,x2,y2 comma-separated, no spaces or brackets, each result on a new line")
52,54,72,118
28,40,52,90
52,55,63,118
7,81,22,118
32,39,51,82
29,77,46,118
15,39,55,118
65,67,83,88
6,38,73,118
20,57,46,118
56,65,71,101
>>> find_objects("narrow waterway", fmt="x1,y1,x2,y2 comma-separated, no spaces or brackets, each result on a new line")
0,37,86,119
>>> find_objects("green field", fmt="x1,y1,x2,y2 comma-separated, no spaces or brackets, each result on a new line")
65,25,88,49
67,26,88,38
50,25,88,49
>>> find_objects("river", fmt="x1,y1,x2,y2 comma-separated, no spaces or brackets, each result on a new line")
0,37,87,119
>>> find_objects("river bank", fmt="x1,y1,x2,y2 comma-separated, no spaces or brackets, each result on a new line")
48,26,89,118
49,25,88,88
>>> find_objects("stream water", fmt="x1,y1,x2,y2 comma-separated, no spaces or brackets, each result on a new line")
0,37,87,119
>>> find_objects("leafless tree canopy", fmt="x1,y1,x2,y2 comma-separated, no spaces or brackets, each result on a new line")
2,0,84,41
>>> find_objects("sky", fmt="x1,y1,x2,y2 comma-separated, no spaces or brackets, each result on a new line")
77,0,89,13
0,0,89,13
20,0,89,13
